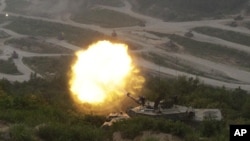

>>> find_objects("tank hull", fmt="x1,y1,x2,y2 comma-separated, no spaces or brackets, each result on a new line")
127,105,194,121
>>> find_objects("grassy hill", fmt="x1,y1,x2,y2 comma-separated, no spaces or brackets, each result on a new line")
129,0,248,21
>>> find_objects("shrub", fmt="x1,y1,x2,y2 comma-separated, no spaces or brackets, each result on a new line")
37,123,105,141
112,117,196,139
9,124,35,141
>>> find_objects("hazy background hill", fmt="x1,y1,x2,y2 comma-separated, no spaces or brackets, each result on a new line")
128,0,249,21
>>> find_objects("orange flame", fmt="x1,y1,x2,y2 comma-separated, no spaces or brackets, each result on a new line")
69,41,144,108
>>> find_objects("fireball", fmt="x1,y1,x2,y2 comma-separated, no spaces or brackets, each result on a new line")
69,40,142,106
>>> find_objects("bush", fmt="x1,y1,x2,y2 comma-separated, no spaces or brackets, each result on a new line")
37,123,105,141
112,117,196,139
9,124,35,141
200,119,225,137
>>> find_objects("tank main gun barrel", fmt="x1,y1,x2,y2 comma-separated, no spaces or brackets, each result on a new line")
127,93,141,105
127,93,145,106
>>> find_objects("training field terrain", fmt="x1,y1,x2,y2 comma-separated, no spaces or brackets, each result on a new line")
1,0,250,141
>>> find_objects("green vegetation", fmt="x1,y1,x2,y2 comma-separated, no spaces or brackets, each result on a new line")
72,8,145,28
22,56,73,79
149,32,250,70
9,124,35,141
112,117,196,140
0,59,20,75
36,123,104,141
129,0,247,21
1,74,250,140
5,0,30,14
243,22,250,30
0,77,107,141
4,17,106,47
5,38,73,54
193,26,250,47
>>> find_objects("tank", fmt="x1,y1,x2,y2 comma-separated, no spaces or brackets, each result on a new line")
126,93,222,122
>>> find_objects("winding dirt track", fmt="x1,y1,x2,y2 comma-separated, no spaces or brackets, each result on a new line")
1,0,250,91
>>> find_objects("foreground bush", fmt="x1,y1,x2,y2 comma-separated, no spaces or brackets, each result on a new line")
9,124,35,141
36,123,105,141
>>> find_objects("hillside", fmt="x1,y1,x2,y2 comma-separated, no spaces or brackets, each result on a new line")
129,0,249,21
1,75,250,141
5,0,123,17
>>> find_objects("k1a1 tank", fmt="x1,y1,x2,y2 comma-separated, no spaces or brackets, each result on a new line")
126,93,222,122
